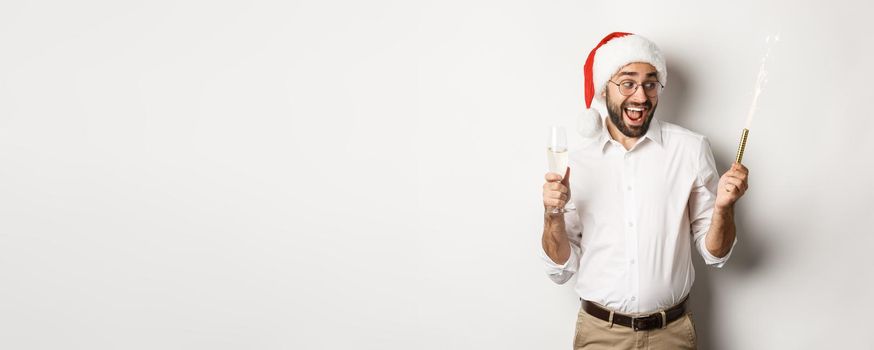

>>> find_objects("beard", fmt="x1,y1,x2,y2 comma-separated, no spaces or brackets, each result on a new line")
606,96,657,138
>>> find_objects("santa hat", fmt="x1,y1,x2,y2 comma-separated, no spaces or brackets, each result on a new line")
578,32,667,137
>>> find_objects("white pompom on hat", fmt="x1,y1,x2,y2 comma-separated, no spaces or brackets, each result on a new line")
578,32,667,138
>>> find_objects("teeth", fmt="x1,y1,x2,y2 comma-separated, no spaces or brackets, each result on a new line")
626,107,644,112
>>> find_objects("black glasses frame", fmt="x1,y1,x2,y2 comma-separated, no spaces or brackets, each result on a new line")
608,80,665,97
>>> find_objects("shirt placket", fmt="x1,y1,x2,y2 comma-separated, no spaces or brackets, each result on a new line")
622,150,640,313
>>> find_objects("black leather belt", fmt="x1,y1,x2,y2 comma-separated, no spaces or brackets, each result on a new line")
581,298,687,331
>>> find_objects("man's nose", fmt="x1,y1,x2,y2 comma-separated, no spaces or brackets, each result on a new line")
629,85,648,102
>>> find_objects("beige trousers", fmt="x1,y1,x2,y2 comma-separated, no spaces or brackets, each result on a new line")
573,306,697,350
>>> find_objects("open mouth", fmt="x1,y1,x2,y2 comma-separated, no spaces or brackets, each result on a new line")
623,105,649,126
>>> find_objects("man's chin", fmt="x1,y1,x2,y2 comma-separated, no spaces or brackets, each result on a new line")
618,117,650,138
607,106,654,138
620,127,645,138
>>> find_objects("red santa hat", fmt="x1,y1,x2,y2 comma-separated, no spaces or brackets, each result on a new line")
578,32,667,137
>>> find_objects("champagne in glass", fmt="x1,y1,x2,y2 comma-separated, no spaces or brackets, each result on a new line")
547,126,573,214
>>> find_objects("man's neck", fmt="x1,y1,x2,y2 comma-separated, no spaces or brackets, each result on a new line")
606,119,640,151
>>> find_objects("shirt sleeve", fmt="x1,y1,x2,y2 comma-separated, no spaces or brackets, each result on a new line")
689,137,737,268
540,201,584,284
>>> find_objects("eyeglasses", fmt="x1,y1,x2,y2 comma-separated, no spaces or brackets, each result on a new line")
608,80,665,97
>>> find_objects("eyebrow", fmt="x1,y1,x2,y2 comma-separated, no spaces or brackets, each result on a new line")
616,71,658,78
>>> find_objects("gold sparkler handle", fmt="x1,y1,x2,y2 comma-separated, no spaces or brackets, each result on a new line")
735,128,749,164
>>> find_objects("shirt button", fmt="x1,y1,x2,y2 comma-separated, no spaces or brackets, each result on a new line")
626,186,632,191
628,222,634,227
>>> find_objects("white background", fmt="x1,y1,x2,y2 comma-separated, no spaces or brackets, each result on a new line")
1,0,872,349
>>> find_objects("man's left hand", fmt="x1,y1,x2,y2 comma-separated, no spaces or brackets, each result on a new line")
715,162,749,210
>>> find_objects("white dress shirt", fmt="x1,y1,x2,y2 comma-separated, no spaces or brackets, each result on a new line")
541,119,736,314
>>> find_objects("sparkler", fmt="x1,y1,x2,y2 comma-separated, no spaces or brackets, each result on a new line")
735,34,779,164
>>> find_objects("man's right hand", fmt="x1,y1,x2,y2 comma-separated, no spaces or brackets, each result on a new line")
542,167,571,213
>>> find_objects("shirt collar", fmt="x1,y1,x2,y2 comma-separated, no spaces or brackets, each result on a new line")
598,118,663,153
644,118,663,146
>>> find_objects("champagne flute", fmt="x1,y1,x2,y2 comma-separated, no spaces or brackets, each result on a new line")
547,126,573,214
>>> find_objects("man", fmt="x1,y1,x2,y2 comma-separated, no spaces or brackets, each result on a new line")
540,32,749,349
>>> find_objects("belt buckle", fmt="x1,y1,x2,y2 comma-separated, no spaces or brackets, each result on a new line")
631,313,660,331
631,315,644,331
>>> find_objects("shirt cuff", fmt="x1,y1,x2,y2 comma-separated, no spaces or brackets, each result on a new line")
697,235,737,268
540,244,580,284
